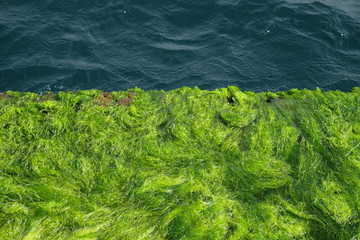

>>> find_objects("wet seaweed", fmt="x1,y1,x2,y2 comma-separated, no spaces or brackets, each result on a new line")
0,87,359,239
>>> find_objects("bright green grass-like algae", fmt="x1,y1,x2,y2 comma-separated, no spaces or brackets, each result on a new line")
0,86,360,239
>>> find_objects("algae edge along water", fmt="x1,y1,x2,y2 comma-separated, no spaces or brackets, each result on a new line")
0,86,360,239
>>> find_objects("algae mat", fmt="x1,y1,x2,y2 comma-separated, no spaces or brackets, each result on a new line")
1,87,360,239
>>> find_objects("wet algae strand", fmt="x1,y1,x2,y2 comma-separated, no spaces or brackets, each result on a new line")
0,87,360,239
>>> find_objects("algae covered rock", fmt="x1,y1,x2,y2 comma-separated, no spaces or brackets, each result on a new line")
0,87,360,239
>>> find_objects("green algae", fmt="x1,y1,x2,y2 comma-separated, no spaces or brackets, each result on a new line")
0,86,360,239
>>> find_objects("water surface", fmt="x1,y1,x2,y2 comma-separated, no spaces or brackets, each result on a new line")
1,0,359,93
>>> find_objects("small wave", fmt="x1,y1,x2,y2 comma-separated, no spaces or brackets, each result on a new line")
150,42,203,51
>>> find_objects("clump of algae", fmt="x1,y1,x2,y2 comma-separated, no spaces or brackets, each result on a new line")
0,86,360,239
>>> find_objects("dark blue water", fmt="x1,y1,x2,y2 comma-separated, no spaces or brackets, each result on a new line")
1,0,359,94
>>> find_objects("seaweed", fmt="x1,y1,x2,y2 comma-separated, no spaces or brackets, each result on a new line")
0,87,359,239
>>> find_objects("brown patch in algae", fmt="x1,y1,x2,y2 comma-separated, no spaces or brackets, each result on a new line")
38,92,56,102
117,91,134,106
94,92,113,107
0,93,8,100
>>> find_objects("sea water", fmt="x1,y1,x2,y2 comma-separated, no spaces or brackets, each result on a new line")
0,0,359,93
